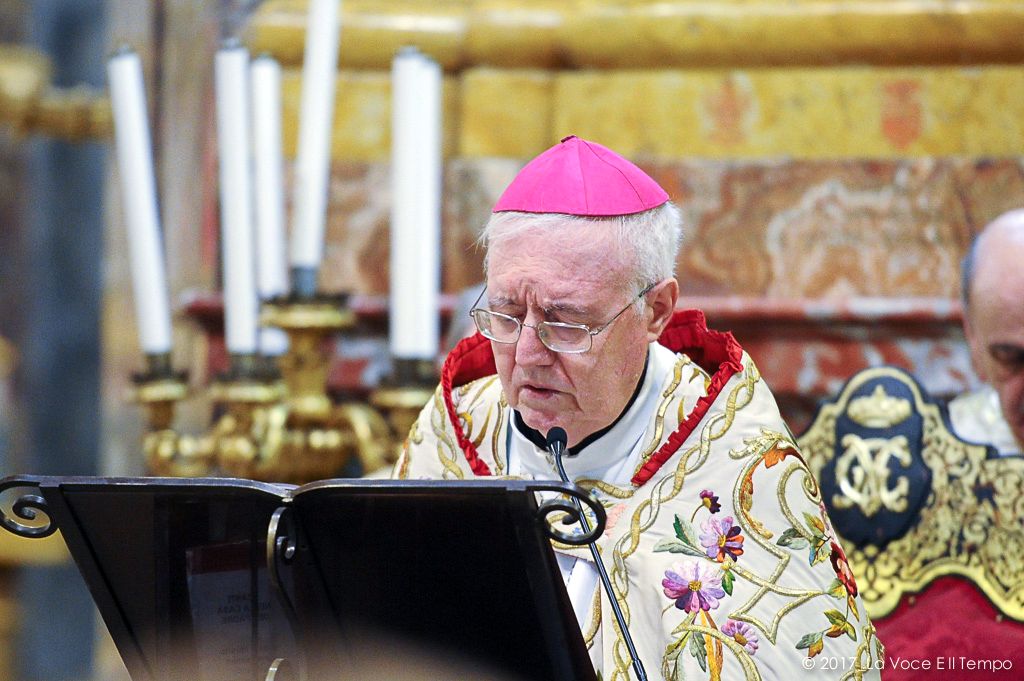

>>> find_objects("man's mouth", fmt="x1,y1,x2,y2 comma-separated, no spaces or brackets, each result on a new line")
520,384,561,400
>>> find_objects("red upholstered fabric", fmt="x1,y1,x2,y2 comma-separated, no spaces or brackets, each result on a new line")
438,309,745,484
875,576,1024,679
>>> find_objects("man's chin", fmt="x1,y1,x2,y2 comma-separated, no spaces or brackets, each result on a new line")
520,405,582,442
518,407,559,434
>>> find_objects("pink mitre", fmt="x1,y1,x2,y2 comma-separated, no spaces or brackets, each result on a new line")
492,135,669,217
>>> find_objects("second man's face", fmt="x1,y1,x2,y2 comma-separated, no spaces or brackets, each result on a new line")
967,289,1024,450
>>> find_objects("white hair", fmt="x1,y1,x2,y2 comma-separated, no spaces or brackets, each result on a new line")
479,202,683,300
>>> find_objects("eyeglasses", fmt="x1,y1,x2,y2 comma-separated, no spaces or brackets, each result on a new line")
468,284,655,354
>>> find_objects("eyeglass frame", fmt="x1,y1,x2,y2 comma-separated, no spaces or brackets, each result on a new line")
467,283,656,354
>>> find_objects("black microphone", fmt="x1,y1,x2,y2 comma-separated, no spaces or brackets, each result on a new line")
545,427,568,458
544,428,648,681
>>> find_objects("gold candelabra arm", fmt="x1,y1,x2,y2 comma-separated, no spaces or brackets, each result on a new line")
134,369,218,478
130,299,434,483
334,402,396,477
144,429,218,478
209,383,290,481
209,371,354,484
0,336,14,379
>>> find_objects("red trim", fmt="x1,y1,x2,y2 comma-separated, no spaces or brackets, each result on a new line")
440,333,497,476
631,310,745,485
438,310,745,485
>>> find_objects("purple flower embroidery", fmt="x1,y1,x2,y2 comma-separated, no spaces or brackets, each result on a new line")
700,489,721,513
662,560,726,613
721,619,759,655
700,515,745,563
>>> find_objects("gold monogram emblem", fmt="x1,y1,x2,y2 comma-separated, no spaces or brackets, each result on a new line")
832,434,912,517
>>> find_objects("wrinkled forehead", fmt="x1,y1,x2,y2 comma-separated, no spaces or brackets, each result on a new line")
485,222,633,290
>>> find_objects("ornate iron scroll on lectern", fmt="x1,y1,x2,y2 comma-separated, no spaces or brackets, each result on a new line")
0,475,606,681
132,295,430,483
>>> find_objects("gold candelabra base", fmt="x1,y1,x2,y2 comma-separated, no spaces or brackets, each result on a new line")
132,297,422,483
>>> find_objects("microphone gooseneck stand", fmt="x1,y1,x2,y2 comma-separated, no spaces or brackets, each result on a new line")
544,427,648,681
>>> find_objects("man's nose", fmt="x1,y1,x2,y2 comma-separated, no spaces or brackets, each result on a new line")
515,322,554,366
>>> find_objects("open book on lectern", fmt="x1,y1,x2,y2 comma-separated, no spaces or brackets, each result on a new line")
0,475,605,681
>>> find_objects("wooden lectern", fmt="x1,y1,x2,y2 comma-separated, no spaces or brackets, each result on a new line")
0,476,604,681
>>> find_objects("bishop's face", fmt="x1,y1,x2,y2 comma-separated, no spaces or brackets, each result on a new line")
484,225,656,448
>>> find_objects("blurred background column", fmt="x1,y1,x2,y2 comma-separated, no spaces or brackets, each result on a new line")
4,1,108,679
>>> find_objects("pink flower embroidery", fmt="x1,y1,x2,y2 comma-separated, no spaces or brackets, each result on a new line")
721,619,759,654
700,515,745,563
662,560,726,613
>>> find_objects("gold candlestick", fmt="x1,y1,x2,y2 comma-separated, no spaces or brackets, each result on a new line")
370,358,437,467
261,297,353,423
133,354,216,477
207,354,286,480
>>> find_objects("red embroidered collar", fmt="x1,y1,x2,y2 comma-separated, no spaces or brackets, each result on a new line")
438,309,744,486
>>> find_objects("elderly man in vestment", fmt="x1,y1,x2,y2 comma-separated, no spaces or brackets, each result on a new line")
949,209,1024,455
394,136,883,679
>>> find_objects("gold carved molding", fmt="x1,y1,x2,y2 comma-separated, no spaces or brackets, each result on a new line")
798,366,1024,622
0,337,12,380
0,44,111,141
247,0,1024,70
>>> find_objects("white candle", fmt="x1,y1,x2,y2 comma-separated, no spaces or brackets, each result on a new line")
107,48,173,356
250,55,289,356
215,44,258,355
251,55,288,300
390,49,442,360
289,0,341,273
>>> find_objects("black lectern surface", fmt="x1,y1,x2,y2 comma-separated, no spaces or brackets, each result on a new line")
0,476,603,681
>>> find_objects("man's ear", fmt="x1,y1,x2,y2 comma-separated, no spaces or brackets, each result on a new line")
646,277,679,341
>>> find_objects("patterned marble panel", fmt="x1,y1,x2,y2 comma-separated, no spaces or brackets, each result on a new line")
459,68,553,157
312,157,1024,299
554,66,1024,159
694,297,975,432
655,157,991,299
654,158,1024,298
267,64,1024,161
318,158,517,294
